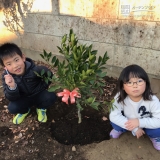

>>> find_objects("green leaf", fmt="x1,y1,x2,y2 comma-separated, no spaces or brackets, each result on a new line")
90,56,96,63
99,82,106,87
44,50,47,57
89,55,95,61
107,99,116,113
73,45,77,52
44,78,48,84
98,56,102,64
82,51,89,59
48,85,61,92
90,102,100,110
70,29,73,35
57,46,63,53
90,63,97,68
86,97,94,103
54,59,59,67
99,88,104,94
73,52,78,61
71,33,75,42
34,71,41,77
88,44,93,50
97,72,106,78
47,71,51,77
86,69,93,75
40,54,44,59
52,56,57,63
80,81,86,85
89,80,94,85
41,69,45,76
62,34,67,43
48,52,52,61
91,50,97,55
102,52,109,62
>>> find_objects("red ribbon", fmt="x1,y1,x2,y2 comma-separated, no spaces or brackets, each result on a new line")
57,88,81,104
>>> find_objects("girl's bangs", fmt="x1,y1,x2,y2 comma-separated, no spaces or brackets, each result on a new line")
123,72,142,82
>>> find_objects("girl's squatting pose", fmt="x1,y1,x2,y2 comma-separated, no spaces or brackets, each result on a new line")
109,64,160,151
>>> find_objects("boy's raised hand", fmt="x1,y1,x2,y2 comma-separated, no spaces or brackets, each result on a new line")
4,68,16,88
125,118,139,131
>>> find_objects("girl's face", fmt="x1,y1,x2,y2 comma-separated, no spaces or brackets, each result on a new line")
3,53,26,75
123,77,146,102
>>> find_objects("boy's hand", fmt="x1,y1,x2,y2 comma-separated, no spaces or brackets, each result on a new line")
135,128,145,139
125,118,139,131
4,74,16,88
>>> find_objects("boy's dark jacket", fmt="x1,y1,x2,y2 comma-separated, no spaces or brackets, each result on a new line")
2,58,53,101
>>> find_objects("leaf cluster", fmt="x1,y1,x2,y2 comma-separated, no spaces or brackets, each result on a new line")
37,29,109,111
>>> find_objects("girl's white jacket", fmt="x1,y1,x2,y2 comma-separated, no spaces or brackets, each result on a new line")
109,94,160,134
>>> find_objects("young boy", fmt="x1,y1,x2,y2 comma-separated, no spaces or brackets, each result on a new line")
0,43,57,124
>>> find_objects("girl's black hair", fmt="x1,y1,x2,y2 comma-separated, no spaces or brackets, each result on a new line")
117,64,153,103
0,43,23,66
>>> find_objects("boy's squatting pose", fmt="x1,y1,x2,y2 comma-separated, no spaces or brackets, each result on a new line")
0,43,57,124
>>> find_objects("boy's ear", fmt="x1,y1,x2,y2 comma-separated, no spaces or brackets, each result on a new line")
22,54,26,62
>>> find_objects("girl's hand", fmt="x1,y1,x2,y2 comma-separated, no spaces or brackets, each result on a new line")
135,128,145,139
125,118,139,131
4,74,15,88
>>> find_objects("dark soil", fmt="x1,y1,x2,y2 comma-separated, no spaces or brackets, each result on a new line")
50,99,111,145
0,66,118,160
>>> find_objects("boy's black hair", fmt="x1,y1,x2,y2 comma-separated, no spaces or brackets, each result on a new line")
117,64,153,103
0,43,23,66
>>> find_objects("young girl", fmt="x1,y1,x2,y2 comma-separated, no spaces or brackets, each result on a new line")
109,64,160,151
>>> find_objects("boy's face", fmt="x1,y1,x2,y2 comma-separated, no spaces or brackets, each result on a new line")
3,53,26,75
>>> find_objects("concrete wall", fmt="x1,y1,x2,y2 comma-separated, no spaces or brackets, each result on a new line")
0,0,160,97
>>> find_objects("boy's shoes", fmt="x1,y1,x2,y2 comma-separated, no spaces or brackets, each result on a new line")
36,109,47,122
150,137,160,151
13,109,30,124
110,129,123,138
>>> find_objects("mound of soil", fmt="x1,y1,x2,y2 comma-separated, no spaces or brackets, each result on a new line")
49,100,112,145
50,118,111,145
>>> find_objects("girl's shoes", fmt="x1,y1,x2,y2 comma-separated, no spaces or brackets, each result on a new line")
150,137,160,151
110,129,123,138
110,130,160,151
